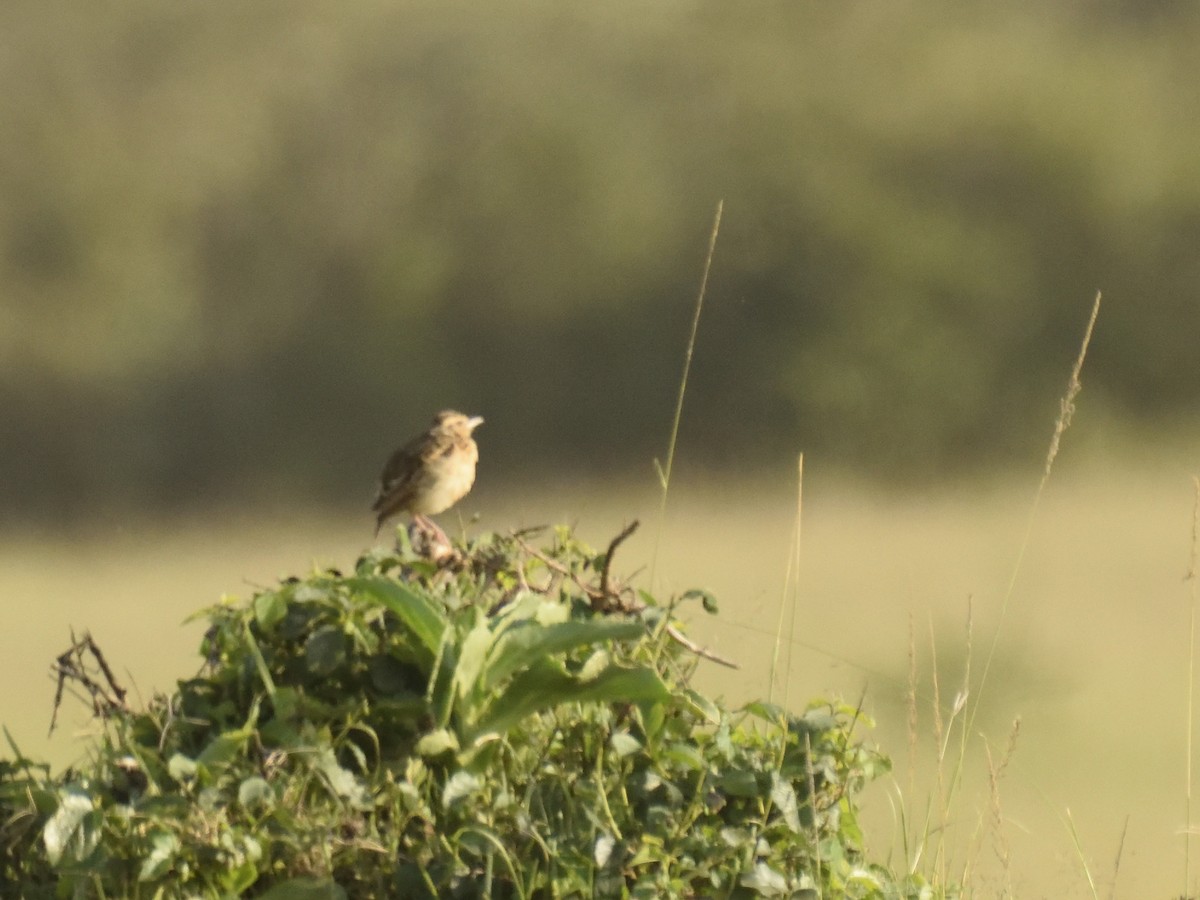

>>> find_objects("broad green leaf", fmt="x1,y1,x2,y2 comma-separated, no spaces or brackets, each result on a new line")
467,660,670,743
313,749,373,811
138,830,180,881
451,610,494,706
304,625,348,676
367,654,416,694
238,776,274,807
740,862,790,895
372,695,428,724
254,591,287,630
293,583,330,603
483,619,645,689
167,753,198,782
198,721,257,769
743,700,787,723
628,833,665,866
719,769,761,798
798,708,842,733
223,859,260,894
847,867,885,890
609,730,642,758
42,787,97,865
661,742,705,772
531,597,571,625
684,688,722,725
347,576,446,664
640,700,666,742
442,770,482,808
415,728,459,757
579,648,610,681
594,833,616,867
770,772,801,833
272,686,300,723
427,628,459,728
257,878,348,900
719,826,753,847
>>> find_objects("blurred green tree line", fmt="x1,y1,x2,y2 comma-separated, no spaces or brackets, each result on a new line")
2,0,1198,522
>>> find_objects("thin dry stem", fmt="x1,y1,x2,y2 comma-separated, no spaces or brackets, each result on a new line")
785,453,804,708
923,604,975,887
650,199,723,588
1108,814,1129,900
958,291,1102,805
1063,807,1100,899
598,519,640,604
907,613,918,821
953,597,974,764
661,623,739,669
985,717,1021,897
1185,475,1200,892
771,453,804,706
928,617,948,881
804,730,824,899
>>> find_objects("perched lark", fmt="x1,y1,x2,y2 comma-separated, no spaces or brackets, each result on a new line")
372,410,484,540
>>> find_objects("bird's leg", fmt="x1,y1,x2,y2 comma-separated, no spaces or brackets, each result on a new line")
426,516,453,548
411,514,454,559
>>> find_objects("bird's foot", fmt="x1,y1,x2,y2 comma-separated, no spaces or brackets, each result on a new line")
409,515,460,566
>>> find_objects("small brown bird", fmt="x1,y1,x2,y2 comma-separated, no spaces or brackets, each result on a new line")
371,410,484,538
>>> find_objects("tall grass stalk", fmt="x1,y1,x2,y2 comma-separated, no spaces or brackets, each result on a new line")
1184,476,1200,894
1063,807,1101,899
983,716,1020,898
906,614,918,812
803,730,824,900
927,620,946,881
923,609,973,887
770,453,804,706
1108,814,1129,900
973,291,1101,706
896,291,1101,890
650,199,723,588
946,291,1101,808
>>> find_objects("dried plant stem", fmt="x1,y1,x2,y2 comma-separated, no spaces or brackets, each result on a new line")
968,292,1102,742
925,291,1101,890
906,613,918,831
650,199,723,587
1109,814,1129,900
985,717,1021,897
1063,807,1100,899
770,453,804,706
1042,291,1102,483
928,618,948,881
804,730,824,899
1185,476,1200,893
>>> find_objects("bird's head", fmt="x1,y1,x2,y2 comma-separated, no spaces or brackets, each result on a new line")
434,410,484,434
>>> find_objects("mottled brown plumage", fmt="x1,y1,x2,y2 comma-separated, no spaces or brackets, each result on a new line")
372,410,483,536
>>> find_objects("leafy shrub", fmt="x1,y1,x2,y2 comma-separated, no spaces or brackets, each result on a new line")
1,526,939,898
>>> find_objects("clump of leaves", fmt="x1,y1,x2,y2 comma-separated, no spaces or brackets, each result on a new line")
1,525,940,898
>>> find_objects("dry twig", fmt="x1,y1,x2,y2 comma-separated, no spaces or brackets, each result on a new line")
49,630,128,735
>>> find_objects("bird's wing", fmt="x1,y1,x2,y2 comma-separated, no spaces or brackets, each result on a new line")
371,428,451,511
372,447,418,512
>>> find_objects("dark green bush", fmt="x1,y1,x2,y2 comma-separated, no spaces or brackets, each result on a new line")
1,527,940,898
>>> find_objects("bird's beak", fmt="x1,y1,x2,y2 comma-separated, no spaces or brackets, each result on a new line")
467,415,484,431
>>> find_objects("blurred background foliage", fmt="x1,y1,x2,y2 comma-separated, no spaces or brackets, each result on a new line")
3,0,1199,524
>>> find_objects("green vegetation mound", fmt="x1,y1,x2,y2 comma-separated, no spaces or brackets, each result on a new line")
1,526,937,898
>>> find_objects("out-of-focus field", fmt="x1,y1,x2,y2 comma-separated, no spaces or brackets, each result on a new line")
3,459,1198,896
